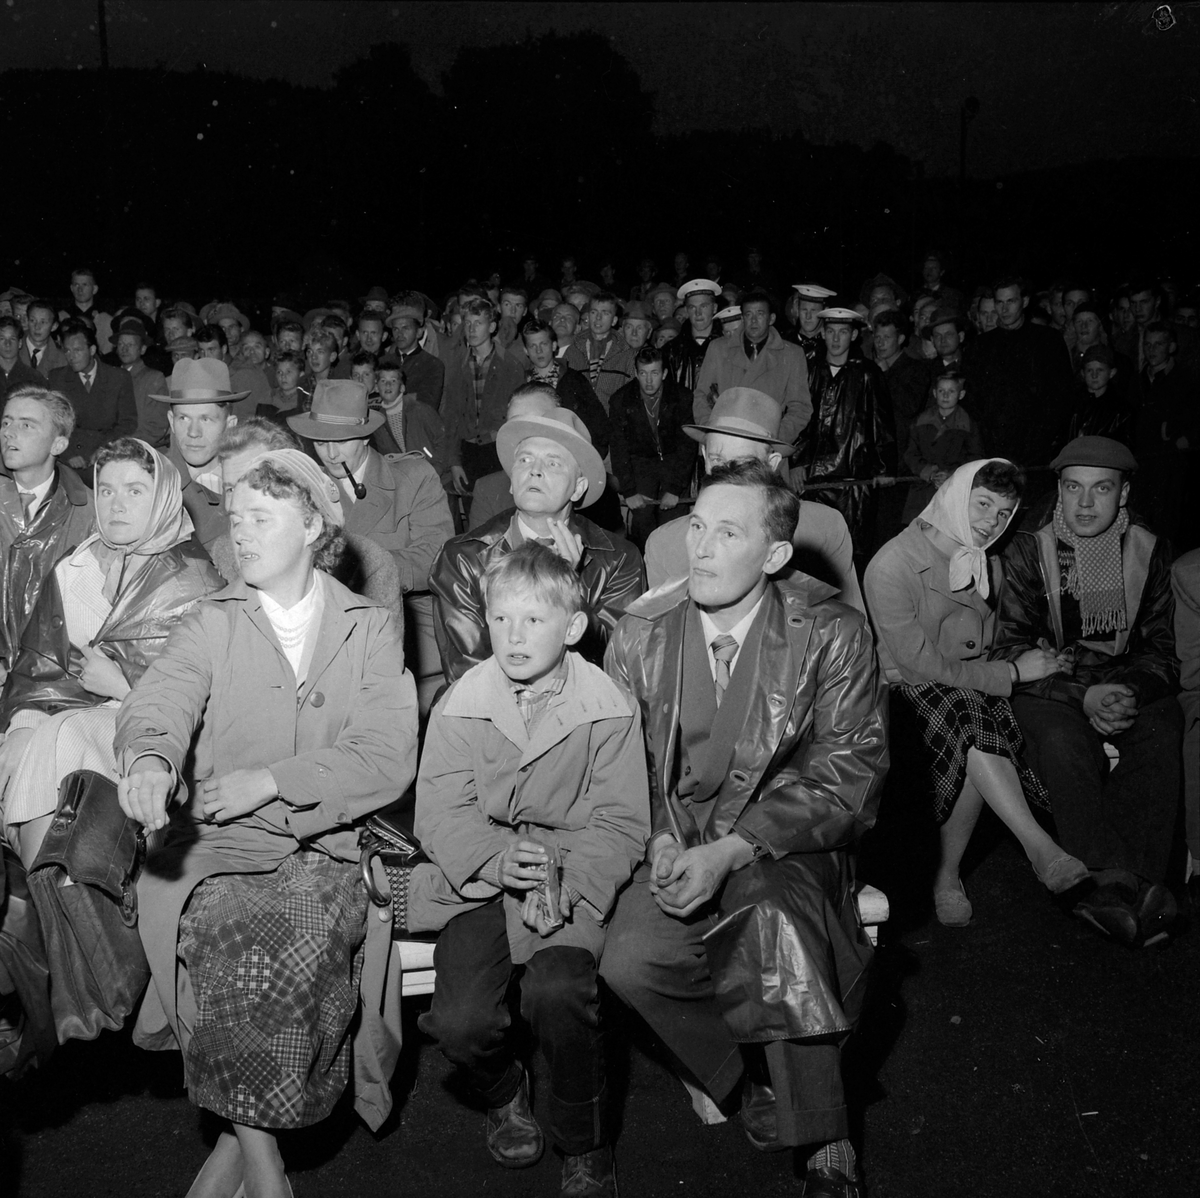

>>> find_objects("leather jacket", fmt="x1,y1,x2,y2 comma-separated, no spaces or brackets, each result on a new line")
430,509,645,682
990,520,1179,710
0,540,223,732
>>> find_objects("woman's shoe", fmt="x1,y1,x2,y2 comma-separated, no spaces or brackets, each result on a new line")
933,881,972,927
1034,853,1091,894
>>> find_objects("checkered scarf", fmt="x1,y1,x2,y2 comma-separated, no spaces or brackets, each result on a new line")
1053,500,1129,637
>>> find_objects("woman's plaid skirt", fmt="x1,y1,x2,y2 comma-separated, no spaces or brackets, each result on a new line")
894,682,1049,823
178,849,368,1128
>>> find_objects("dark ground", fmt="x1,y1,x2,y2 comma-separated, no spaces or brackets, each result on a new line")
3,806,1197,1198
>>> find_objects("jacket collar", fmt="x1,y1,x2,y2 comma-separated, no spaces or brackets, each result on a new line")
443,652,632,765
463,506,618,554
167,442,221,505
625,570,837,623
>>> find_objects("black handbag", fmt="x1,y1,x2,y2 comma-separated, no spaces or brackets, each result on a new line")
359,799,428,932
27,769,151,1043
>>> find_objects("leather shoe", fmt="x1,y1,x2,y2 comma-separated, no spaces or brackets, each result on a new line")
1073,895,1139,946
740,1079,787,1152
933,881,972,927
801,1165,862,1197
1135,883,1178,947
486,1070,544,1168
561,1145,618,1197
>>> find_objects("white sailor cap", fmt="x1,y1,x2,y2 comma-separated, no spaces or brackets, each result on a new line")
792,283,838,300
715,304,742,321
676,278,723,301
816,306,867,323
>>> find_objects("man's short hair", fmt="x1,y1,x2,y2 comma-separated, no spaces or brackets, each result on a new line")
932,366,967,388
463,297,496,322
69,266,97,284
350,349,378,370
26,298,57,322
590,291,619,313
217,416,298,460
0,315,20,337
1142,320,1174,342
272,316,304,339
304,328,336,352
59,319,96,349
195,323,227,350
971,460,1025,500
356,310,384,329
991,274,1028,298
5,384,77,440
508,381,560,410
320,313,348,339
274,350,304,370
521,318,557,345
699,458,799,544
134,279,157,295
376,355,405,380
1128,279,1163,302
160,305,196,333
481,541,585,617
634,345,664,369
500,285,529,303
872,308,908,335
740,287,775,315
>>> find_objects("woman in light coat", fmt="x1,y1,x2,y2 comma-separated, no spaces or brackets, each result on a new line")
864,459,1088,925
117,449,416,1198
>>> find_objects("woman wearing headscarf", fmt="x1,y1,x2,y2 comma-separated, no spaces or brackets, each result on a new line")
0,437,223,867
864,459,1089,925
116,449,416,1198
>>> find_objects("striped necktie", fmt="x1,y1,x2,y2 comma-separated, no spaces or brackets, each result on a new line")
711,634,738,707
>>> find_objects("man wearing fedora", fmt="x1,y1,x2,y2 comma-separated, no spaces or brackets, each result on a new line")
289,379,454,715
664,279,722,394
48,319,137,470
430,396,645,683
643,387,863,612
992,435,1183,948
150,358,249,553
386,301,445,411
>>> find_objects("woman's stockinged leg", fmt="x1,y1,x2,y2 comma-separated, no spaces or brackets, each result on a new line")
233,1123,290,1198
13,812,54,871
184,1129,243,1198
936,779,985,891
964,748,1077,877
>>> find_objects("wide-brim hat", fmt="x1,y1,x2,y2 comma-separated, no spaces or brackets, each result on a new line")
921,305,968,337
682,386,794,453
622,300,655,324
676,278,722,301
208,302,251,332
359,285,390,305
645,282,677,305
303,306,334,331
496,408,605,508
386,304,425,327
287,379,384,440
150,357,251,404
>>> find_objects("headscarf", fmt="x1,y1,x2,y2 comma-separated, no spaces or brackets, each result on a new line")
918,458,1019,599
1052,500,1129,637
243,448,345,528
92,439,194,600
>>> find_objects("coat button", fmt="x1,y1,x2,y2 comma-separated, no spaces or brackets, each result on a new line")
51,615,63,630
684,765,691,775
965,640,976,650
311,692,325,707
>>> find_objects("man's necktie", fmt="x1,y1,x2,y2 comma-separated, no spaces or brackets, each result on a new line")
17,490,36,525
82,372,92,392
711,634,739,707
29,349,40,372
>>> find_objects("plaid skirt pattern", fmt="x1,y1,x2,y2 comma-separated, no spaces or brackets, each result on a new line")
895,682,1050,823
178,850,368,1128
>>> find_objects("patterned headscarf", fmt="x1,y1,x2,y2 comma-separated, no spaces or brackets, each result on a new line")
1052,499,1129,637
918,458,1019,599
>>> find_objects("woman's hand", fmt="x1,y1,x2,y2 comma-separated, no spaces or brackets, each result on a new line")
498,839,549,891
79,647,131,700
199,769,278,824
0,727,35,801
118,757,174,830
1014,647,1060,682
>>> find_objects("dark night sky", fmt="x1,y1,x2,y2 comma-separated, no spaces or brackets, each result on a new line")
3,1,1198,178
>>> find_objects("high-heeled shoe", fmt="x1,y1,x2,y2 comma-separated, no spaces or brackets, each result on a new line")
1034,853,1090,894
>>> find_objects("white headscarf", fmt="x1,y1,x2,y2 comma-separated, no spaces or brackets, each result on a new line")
918,458,1019,598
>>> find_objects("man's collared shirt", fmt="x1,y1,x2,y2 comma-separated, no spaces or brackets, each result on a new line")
78,361,98,391
19,473,55,524
697,593,765,682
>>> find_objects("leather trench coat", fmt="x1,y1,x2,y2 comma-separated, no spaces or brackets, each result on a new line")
0,541,223,732
605,575,888,1040
430,509,645,682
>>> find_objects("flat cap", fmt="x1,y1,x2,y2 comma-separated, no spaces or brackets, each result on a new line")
1050,435,1138,473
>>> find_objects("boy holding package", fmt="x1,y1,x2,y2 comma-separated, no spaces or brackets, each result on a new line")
409,542,649,1198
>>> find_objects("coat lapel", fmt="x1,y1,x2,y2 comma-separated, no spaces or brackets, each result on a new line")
344,451,392,534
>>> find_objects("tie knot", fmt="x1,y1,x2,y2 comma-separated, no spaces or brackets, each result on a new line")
711,634,738,665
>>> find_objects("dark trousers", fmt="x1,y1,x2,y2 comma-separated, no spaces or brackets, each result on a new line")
600,866,848,1147
1012,693,1183,883
416,900,607,1155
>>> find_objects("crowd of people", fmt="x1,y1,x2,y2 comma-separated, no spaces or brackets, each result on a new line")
0,250,1196,1198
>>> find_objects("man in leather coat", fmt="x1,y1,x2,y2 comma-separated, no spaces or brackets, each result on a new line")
602,459,887,1198
430,397,644,682
991,436,1182,947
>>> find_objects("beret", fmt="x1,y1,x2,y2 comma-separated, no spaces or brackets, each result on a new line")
1049,435,1138,473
